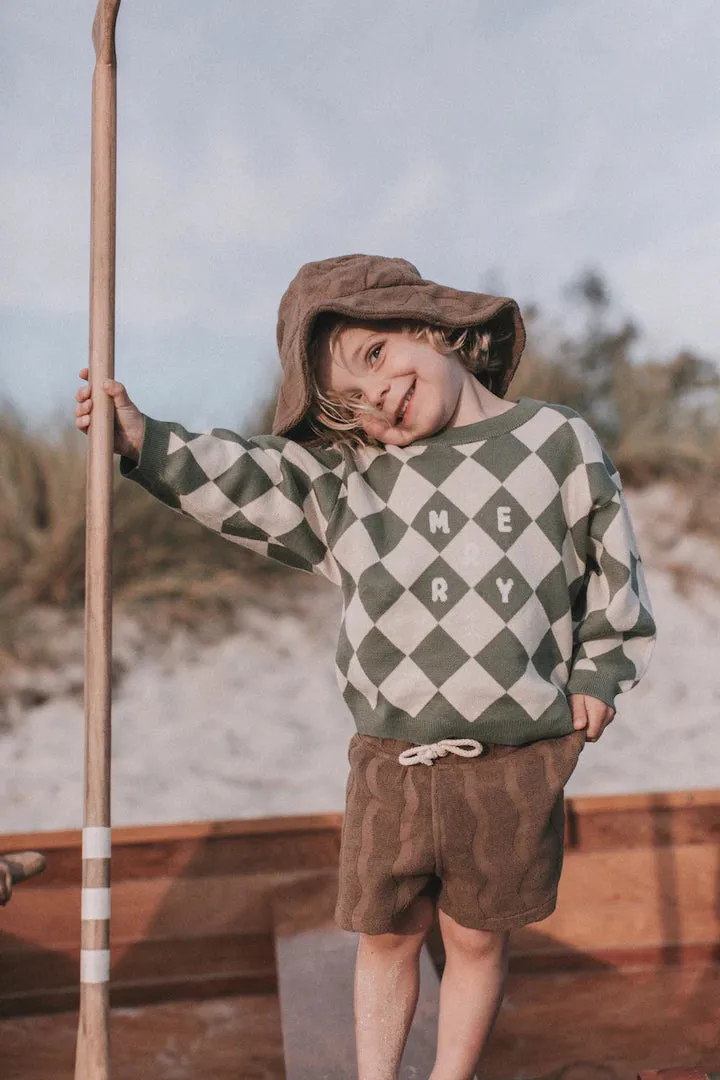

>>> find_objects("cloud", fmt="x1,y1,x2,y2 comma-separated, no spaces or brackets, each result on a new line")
116,123,343,332
1,0,719,428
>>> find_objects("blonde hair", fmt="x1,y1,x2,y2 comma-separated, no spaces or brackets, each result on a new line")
305,316,497,450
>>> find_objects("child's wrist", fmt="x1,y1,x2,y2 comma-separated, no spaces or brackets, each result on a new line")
120,417,145,462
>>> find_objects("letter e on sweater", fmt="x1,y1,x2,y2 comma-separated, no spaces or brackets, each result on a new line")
497,507,512,532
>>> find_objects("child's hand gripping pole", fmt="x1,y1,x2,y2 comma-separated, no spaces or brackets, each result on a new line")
75,3,121,1079
75,370,145,463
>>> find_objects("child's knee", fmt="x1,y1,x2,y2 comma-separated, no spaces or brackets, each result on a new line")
439,912,510,964
359,895,435,954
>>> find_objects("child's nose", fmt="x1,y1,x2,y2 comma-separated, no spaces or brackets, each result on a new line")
368,379,391,411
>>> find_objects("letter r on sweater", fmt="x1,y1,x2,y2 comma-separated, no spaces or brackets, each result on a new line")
432,578,448,603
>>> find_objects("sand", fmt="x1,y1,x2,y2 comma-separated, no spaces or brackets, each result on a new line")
1,482,718,834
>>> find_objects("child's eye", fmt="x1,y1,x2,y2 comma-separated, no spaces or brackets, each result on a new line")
367,343,383,367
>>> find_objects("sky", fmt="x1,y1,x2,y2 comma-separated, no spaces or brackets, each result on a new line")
2,0,719,433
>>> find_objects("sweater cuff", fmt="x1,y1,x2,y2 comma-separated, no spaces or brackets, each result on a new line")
119,415,167,479
565,669,619,709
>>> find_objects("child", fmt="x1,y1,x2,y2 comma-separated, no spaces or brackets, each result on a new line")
75,253,656,1080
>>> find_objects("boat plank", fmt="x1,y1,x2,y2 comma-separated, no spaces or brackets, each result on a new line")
0,828,341,888
0,869,335,948
564,792,720,852
0,933,276,1017
2,841,716,961
2,966,718,1080
0,811,344,851
0,787,716,889
0,994,285,1080
533,843,719,952
482,963,720,1079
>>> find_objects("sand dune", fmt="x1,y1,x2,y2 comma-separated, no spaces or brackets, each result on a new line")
1,483,717,833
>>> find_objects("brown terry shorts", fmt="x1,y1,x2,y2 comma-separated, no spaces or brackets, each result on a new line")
335,728,585,935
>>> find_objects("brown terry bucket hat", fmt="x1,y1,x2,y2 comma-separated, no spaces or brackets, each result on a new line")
272,253,527,441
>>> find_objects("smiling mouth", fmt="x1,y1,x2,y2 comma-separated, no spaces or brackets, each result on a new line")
396,381,415,424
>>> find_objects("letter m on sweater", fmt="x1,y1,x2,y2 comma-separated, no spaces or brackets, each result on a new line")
429,509,450,534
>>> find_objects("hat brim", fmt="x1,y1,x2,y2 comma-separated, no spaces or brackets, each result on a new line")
273,281,526,441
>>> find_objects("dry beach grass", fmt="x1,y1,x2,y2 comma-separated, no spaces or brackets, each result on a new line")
1,279,719,730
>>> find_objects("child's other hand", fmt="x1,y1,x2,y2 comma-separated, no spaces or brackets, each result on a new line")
75,368,144,463
569,693,615,742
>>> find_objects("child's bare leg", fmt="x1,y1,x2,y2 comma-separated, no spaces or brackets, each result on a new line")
430,911,509,1080
354,894,436,1080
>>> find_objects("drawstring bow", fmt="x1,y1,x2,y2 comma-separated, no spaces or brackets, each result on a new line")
398,738,484,767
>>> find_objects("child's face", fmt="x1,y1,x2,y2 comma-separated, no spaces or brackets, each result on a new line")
315,322,471,447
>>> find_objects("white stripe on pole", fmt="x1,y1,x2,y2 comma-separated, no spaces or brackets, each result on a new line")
80,949,111,984
82,827,112,859
81,888,112,921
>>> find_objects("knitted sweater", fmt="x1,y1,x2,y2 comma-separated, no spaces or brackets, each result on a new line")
121,395,656,745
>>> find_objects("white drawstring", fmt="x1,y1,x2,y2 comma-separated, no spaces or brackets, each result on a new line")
398,738,484,767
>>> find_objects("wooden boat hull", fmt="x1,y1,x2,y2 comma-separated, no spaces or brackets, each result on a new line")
1,789,718,1078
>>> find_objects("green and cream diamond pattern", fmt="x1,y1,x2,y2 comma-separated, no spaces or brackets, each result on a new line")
122,396,656,746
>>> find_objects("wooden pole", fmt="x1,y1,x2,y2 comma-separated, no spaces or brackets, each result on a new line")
75,3,121,1077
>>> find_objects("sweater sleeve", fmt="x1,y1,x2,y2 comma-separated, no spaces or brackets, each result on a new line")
565,427,657,709
119,416,345,584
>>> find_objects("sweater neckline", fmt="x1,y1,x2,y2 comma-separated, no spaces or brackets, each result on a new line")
412,396,541,447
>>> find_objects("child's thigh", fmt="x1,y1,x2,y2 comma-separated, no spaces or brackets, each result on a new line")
435,729,585,932
335,734,438,935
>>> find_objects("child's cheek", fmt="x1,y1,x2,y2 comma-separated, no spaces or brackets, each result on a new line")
361,416,390,440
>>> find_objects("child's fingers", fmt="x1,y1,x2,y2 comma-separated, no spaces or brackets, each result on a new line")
102,378,133,407
76,378,132,405
75,391,92,430
585,702,614,742
569,693,616,742
76,375,130,401
569,695,588,731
